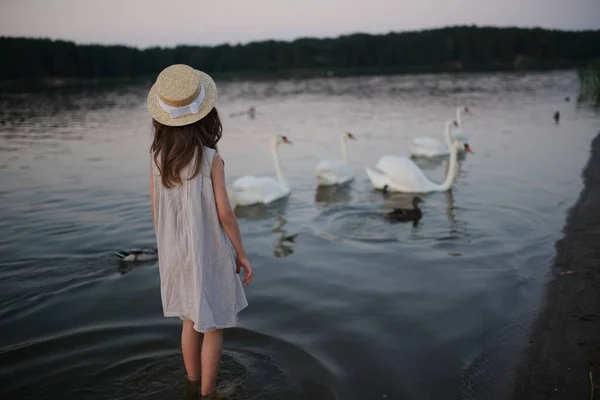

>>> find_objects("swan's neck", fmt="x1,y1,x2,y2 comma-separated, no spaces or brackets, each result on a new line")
340,135,348,163
440,145,460,191
456,108,462,126
443,124,453,149
271,141,287,186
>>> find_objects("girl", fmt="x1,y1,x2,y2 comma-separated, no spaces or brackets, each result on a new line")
147,64,252,398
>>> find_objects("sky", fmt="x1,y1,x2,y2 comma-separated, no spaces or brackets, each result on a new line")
1,0,599,48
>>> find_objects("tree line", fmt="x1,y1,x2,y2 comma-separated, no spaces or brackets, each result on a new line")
1,26,599,81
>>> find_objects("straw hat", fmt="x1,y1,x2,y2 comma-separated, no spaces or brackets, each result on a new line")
147,64,217,126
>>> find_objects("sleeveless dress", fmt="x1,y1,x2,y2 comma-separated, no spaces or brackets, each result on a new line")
152,146,248,333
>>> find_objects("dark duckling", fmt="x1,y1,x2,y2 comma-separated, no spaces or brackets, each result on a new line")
385,197,423,222
553,111,560,125
381,185,424,224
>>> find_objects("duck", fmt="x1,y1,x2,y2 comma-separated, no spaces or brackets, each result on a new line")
229,134,292,206
115,248,158,262
366,140,472,193
384,193,424,222
316,132,356,186
554,111,560,125
409,120,459,157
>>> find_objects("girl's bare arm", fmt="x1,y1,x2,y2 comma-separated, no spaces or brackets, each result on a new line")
211,154,246,258
150,156,156,231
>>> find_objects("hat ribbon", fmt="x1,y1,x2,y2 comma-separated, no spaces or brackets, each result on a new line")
157,85,205,119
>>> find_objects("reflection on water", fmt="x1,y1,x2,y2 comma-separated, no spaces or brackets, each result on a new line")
234,197,289,220
380,187,422,207
0,70,598,399
315,184,352,206
445,189,457,224
117,261,134,275
272,217,297,258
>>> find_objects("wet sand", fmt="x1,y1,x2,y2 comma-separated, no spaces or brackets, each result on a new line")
513,132,600,399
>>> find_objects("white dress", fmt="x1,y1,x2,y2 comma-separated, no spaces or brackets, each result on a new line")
152,146,248,333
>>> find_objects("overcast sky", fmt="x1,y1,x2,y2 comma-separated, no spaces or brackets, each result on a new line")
1,0,599,48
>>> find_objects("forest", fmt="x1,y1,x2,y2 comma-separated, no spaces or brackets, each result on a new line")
1,26,599,81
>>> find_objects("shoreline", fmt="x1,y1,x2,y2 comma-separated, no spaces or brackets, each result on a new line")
0,65,580,92
512,132,600,398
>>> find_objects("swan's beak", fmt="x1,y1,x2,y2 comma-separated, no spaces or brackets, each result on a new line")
464,144,473,153
347,133,356,140
283,137,292,144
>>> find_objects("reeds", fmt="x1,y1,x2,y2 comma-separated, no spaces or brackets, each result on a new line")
579,61,600,102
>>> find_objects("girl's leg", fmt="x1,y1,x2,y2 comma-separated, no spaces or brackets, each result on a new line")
181,319,202,380
200,329,223,396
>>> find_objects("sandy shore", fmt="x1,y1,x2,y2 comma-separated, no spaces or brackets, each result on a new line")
512,132,600,399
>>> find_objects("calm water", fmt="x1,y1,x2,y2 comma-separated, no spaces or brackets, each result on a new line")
1,71,599,400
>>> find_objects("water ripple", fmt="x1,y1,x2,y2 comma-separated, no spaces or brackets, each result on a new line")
0,70,595,399
312,205,400,243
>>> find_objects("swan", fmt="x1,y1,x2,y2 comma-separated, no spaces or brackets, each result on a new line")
366,140,472,193
409,120,458,157
230,134,292,206
316,132,356,186
452,106,471,142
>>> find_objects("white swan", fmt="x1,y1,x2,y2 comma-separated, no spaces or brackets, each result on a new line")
409,120,458,157
452,106,470,142
230,135,292,206
366,140,472,193
316,132,356,186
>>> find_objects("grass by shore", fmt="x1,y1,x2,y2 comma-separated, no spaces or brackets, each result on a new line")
579,61,600,102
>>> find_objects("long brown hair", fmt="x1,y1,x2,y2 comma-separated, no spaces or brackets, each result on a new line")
151,107,222,188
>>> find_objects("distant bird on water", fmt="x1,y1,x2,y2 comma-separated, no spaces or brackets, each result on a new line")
553,111,560,125
229,106,260,119
115,248,157,262
382,185,424,225
384,196,424,223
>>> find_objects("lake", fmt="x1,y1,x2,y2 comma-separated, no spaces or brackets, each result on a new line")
1,71,599,400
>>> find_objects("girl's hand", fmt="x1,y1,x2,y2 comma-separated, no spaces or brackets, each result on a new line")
235,254,253,285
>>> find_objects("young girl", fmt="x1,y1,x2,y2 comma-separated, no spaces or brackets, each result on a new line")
147,64,252,398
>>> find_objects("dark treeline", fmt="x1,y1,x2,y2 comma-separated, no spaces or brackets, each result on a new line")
1,26,600,81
